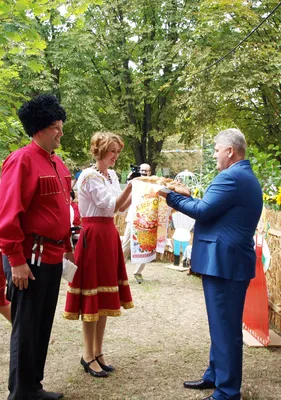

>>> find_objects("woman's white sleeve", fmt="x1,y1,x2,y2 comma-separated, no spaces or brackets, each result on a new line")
86,175,116,212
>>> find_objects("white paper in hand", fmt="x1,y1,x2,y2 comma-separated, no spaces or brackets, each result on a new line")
62,258,78,283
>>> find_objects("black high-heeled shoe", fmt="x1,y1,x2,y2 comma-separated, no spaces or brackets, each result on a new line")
80,357,108,377
95,354,115,372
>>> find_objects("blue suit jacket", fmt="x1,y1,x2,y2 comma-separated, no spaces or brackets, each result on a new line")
167,160,263,281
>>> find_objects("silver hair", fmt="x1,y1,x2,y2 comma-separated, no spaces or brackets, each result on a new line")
214,128,246,152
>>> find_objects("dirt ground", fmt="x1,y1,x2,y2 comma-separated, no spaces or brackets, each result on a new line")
0,262,281,400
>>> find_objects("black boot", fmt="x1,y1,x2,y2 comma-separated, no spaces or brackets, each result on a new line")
173,255,180,266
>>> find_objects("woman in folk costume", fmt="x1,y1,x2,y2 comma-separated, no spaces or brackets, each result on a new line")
64,132,133,378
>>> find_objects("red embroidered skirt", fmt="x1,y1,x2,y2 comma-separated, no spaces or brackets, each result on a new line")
64,217,134,322
0,253,9,307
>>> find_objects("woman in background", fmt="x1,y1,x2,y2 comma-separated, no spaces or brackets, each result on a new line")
64,132,133,378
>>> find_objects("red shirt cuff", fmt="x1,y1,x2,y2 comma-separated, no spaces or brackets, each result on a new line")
7,252,27,267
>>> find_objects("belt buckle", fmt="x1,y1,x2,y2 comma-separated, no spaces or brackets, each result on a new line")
57,240,64,245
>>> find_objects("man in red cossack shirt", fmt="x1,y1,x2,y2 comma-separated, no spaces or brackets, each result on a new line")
0,94,74,400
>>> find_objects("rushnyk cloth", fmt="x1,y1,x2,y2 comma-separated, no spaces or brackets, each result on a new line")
130,180,171,264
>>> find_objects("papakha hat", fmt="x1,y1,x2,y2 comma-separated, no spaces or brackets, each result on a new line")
18,94,66,137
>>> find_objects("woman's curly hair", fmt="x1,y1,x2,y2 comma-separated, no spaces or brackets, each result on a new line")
90,132,124,160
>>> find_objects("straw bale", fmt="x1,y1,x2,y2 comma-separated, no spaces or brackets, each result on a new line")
265,210,281,330
114,214,126,236
267,209,281,230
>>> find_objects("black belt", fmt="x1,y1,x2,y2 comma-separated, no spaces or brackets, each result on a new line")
31,234,65,266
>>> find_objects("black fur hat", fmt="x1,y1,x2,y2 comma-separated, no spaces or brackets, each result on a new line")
18,94,66,137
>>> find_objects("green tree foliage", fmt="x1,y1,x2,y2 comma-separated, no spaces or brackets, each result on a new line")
0,0,96,161
54,0,200,172
0,0,47,158
177,0,281,151
2,0,281,177
248,144,281,193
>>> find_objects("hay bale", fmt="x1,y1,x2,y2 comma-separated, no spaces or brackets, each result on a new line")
266,210,281,331
114,214,126,236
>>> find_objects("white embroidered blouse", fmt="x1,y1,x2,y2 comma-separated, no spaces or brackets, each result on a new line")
77,168,122,218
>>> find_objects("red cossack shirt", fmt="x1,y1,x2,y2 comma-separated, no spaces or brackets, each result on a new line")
0,141,72,267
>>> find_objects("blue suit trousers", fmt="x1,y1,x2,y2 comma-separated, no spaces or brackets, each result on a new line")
202,275,249,400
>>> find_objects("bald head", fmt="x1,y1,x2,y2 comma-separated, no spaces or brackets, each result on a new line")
140,163,151,176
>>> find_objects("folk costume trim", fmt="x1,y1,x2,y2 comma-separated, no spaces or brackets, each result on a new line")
40,191,61,196
83,310,122,321
39,175,62,196
63,311,79,320
119,279,129,286
38,170,70,203
81,288,98,296
67,285,121,296
93,165,113,184
121,301,134,309
81,173,104,188
63,309,123,322
98,286,119,293
66,287,81,295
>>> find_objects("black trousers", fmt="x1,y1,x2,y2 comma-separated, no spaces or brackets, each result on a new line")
3,256,62,400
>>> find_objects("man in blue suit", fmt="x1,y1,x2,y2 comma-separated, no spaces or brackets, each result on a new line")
160,129,262,400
